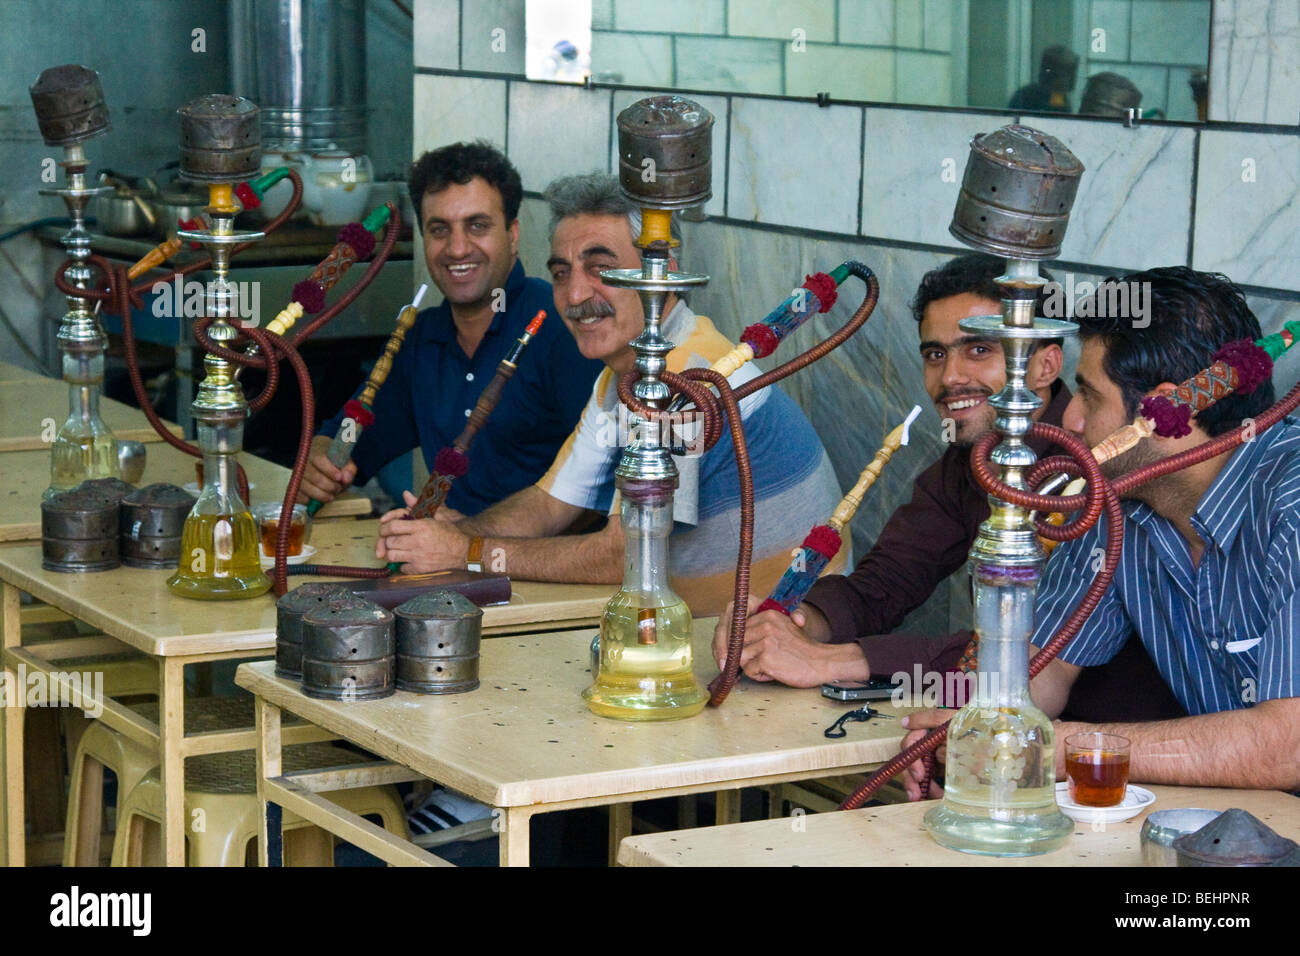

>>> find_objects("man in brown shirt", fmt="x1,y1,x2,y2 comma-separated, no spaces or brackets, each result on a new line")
712,254,1184,722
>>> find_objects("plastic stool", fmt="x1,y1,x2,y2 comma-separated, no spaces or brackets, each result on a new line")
62,697,253,867
112,743,408,867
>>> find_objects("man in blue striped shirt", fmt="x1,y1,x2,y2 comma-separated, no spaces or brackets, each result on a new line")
902,267,1300,795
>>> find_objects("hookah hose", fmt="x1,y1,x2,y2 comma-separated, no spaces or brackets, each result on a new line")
617,263,879,706
838,374,1300,811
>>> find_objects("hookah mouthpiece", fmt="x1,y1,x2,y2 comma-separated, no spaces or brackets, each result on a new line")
29,64,110,146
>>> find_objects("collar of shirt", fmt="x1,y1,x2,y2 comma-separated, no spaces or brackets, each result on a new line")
419,258,527,346
1128,416,1300,552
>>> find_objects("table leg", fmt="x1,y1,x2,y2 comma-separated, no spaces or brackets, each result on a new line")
255,696,283,868
497,806,533,867
158,658,185,867
2,582,25,867
715,788,742,825
608,802,633,865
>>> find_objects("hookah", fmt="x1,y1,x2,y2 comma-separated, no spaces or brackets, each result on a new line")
834,124,1300,856
165,94,274,600
28,65,120,499
585,96,883,719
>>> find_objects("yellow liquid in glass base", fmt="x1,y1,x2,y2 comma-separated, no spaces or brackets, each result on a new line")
46,433,119,499
584,596,708,720
167,512,271,600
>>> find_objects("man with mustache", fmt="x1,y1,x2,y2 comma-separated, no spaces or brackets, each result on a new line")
712,254,1183,724
374,172,844,616
899,267,1300,796
302,141,602,515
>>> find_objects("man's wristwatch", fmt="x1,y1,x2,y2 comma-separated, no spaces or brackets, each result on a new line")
466,536,485,573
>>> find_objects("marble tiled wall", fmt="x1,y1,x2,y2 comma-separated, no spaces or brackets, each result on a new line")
1209,0,1300,124
413,0,1300,630
588,0,963,105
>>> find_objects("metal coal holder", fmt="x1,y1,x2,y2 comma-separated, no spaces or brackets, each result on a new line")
300,593,395,701
119,482,196,569
394,590,483,695
276,583,354,679
41,481,133,572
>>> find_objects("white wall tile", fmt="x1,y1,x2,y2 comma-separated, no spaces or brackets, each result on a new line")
786,44,895,101
461,0,527,74
840,0,896,46
609,90,728,217
922,0,954,52
895,50,953,105
413,74,508,156
726,0,836,42
1130,0,1211,67
1209,0,1300,124
1089,0,1131,62
727,98,863,233
1029,116,1194,271
591,31,674,87
507,82,612,192
675,36,784,94
592,0,615,30
414,0,460,69
894,0,924,47
1193,130,1300,290
859,108,1003,247
615,0,724,33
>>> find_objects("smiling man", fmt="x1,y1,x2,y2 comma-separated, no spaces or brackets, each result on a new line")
374,172,843,615
711,255,1183,724
303,141,602,515
900,267,1300,797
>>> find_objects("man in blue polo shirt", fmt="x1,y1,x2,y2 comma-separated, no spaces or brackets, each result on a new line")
302,141,602,515
900,267,1300,796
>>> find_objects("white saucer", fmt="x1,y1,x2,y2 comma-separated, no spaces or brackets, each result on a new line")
259,544,316,569
1056,781,1155,823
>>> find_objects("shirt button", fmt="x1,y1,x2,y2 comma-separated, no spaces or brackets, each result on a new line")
1210,640,1220,650
464,409,472,417
466,372,474,381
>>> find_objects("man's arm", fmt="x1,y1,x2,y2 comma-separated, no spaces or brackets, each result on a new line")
1054,700,1300,791
376,485,624,584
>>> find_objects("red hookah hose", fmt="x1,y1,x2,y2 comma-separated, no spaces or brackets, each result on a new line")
617,270,881,706
838,379,1300,810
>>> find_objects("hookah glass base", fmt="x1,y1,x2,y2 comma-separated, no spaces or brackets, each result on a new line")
583,594,708,721
922,705,1073,857
166,511,270,600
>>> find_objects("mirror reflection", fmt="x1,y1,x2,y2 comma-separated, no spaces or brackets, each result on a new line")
556,0,1211,122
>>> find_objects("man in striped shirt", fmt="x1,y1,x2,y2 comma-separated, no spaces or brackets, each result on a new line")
377,173,843,616
902,266,1300,796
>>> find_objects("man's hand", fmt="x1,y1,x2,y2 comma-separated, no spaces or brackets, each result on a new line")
711,596,870,688
298,434,357,506
899,708,952,801
377,491,470,572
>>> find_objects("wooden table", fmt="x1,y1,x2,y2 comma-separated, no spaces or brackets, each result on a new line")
234,621,908,867
0,517,612,866
617,785,1300,866
0,379,186,452
1,443,368,543
0,362,45,384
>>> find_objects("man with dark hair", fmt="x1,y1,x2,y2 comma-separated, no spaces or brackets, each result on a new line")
711,254,1183,725
302,141,602,514
374,172,843,615
901,266,1300,795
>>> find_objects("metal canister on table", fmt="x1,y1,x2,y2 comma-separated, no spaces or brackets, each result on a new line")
300,593,395,701
119,482,196,568
41,479,134,572
275,583,353,679
393,590,483,694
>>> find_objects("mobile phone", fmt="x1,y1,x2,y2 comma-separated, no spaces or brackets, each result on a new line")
821,677,901,702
